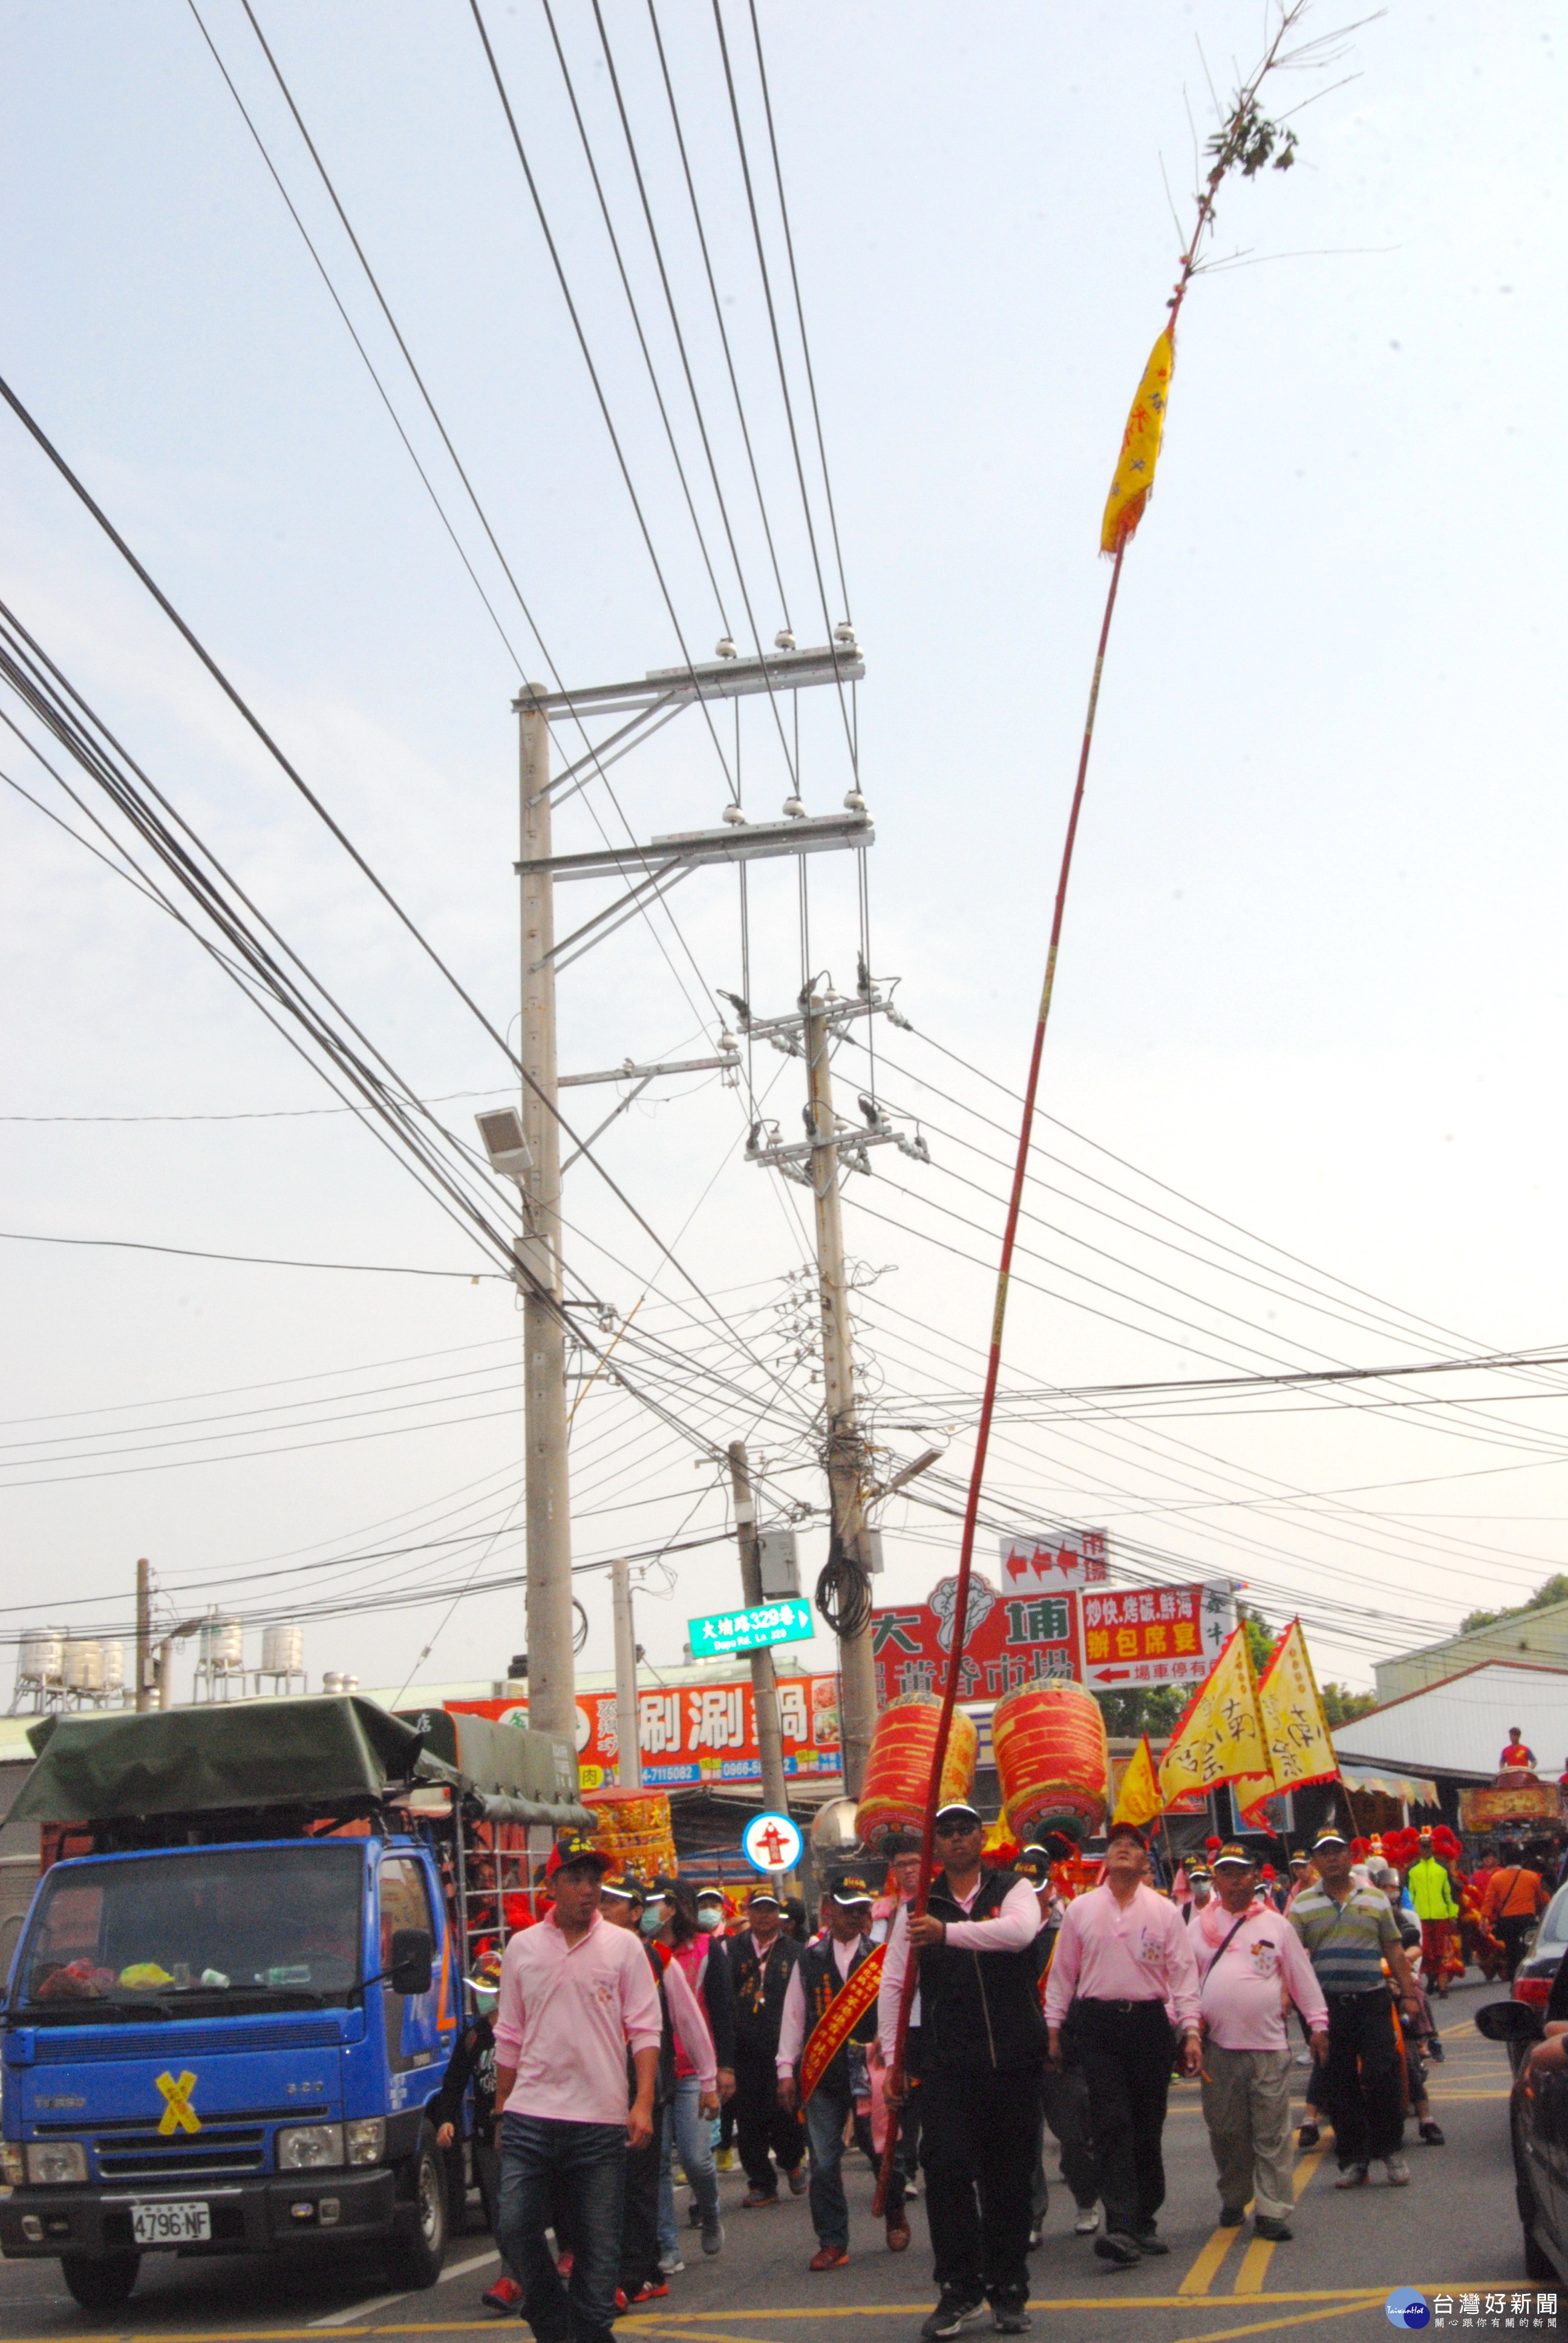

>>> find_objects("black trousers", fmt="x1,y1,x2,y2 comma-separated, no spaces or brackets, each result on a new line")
920,2063,1040,2306
733,2050,803,2192
1498,1915,1535,1981
618,2128,662,2296
1071,1999,1175,2236
1031,2061,1097,2224
1322,1988,1405,2168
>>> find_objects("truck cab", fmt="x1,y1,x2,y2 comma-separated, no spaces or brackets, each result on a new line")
0,1697,583,2312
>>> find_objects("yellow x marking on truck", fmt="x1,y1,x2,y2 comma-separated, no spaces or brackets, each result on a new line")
156,2069,201,2135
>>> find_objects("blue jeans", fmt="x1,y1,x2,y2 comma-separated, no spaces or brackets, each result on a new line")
804,2078,853,2253
658,2077,719,2255
497,2112,625,2343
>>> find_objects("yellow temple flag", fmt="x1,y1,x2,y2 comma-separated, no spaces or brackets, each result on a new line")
1112,1734,1164,1828
1100,327,1176,556
1235,1619,1341,1822
1157,1625,1269,1806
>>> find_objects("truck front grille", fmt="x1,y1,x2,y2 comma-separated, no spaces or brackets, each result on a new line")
94,2126,267,2181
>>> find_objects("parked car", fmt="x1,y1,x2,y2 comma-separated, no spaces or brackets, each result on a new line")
1475,1951,1568,2284
1510,1884,1568,2028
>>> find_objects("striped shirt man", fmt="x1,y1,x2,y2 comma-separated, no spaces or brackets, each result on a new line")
1288,1880,1400,1994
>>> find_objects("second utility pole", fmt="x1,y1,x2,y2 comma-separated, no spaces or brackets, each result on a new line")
728,1441,789,1819
517,687,575,1745
803,995,878,1797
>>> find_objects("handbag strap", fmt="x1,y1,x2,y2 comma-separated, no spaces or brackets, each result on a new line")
1206,1910,1254,1970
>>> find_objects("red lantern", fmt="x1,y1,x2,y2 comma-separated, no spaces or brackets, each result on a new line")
856,1694,979,1849
991,1680,1108,1847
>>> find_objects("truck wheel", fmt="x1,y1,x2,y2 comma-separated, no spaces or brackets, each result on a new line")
385,2125,448,2290
60,2253,140,2312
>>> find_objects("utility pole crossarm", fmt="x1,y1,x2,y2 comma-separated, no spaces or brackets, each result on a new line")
514,638,864,727
516,810,874,883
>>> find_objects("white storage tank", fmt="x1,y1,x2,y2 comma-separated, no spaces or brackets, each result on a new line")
63,1640,104,1694
16,1631,65,1691
99,1641,125,1695
198,1616,244,1673
261,1622,304,1676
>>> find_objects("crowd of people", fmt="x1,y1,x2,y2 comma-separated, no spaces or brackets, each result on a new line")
442,1798,1564,2343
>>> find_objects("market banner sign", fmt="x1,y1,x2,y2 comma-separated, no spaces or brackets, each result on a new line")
871,1573,1234,1706
688,1599,815,1659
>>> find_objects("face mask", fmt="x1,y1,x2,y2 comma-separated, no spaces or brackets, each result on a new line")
697,1907,722,1933
639,1906,664,1937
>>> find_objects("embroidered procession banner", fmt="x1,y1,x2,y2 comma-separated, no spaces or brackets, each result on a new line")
800,1945,886,2106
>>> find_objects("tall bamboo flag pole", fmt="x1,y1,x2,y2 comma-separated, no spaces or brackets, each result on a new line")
875,4,1324,2214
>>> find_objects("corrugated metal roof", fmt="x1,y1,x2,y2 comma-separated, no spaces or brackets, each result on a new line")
1334,1662,1568,1782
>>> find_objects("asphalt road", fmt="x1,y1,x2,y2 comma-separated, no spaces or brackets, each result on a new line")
0,1980,1554,2343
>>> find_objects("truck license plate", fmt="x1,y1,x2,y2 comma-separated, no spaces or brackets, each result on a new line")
131,2201,211,2244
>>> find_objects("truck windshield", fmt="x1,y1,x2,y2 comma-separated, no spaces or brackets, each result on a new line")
17,1844,364,2016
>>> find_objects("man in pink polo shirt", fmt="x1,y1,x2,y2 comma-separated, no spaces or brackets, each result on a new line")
1191,1843,1328,2243
492,1834,663,2343
1045,1818,1201,2266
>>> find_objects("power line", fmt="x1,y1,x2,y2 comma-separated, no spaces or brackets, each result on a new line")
0,1229,503,1282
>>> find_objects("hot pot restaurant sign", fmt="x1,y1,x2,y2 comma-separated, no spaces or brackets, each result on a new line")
870,1573,1234,1705
447,1678,843,1793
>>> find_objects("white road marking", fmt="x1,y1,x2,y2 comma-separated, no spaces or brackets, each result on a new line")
309,2250,499,2327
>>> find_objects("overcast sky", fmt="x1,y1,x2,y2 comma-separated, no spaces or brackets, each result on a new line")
1,0,1561,1712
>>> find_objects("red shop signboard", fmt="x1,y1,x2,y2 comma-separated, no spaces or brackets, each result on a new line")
448,1677,844,1793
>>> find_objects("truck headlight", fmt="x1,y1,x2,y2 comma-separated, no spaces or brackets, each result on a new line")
1,2141,26,2187
276,2123,344,2171
25,2141,87,2186
344,2119,384,2168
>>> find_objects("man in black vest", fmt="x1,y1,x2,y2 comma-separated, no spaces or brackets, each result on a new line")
726,1887,806,2205
880,1802,1044,2339
777,1870,879,2270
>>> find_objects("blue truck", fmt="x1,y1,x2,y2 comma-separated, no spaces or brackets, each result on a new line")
0,1694,585,2310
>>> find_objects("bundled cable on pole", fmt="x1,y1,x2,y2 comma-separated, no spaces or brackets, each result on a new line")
874,4,1341,2210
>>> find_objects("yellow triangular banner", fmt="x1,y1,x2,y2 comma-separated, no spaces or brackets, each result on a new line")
1112,1734,1165,1827
1233,1619,1341,1822
1100,327,1175,555
1157,1625,1268,1806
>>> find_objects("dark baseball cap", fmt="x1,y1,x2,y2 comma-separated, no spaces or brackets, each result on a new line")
830,1873,874,1906
1212,1844,1256,1871
554,1831,613,1872
933,1802,982,1831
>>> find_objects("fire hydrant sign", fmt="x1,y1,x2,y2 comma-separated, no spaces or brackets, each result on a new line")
688,1599,814,1659
743,1811,803,1874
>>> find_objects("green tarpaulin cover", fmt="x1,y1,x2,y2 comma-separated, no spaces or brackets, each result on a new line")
11,1697,449,1824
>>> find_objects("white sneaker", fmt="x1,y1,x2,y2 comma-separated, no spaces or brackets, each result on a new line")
658,2252,685,2274
1074,2205,1100,2235
1383,2156,1411,2187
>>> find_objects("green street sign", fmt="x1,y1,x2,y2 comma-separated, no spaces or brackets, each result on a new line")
688,1599,815,1659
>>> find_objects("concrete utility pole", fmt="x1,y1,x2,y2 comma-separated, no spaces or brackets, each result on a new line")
612,1558,641,1791
517,687,575,1743
803,997,878,1797
728,1441,789,1818
134,1557,151,1713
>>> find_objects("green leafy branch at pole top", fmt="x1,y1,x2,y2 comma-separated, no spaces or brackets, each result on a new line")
874,1,1360,2215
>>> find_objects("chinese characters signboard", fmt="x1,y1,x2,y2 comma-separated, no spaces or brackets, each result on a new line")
448,1676,843,1792
688,1599,814,1659
1078,1581,1233,1691
871,1575,1234,1706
